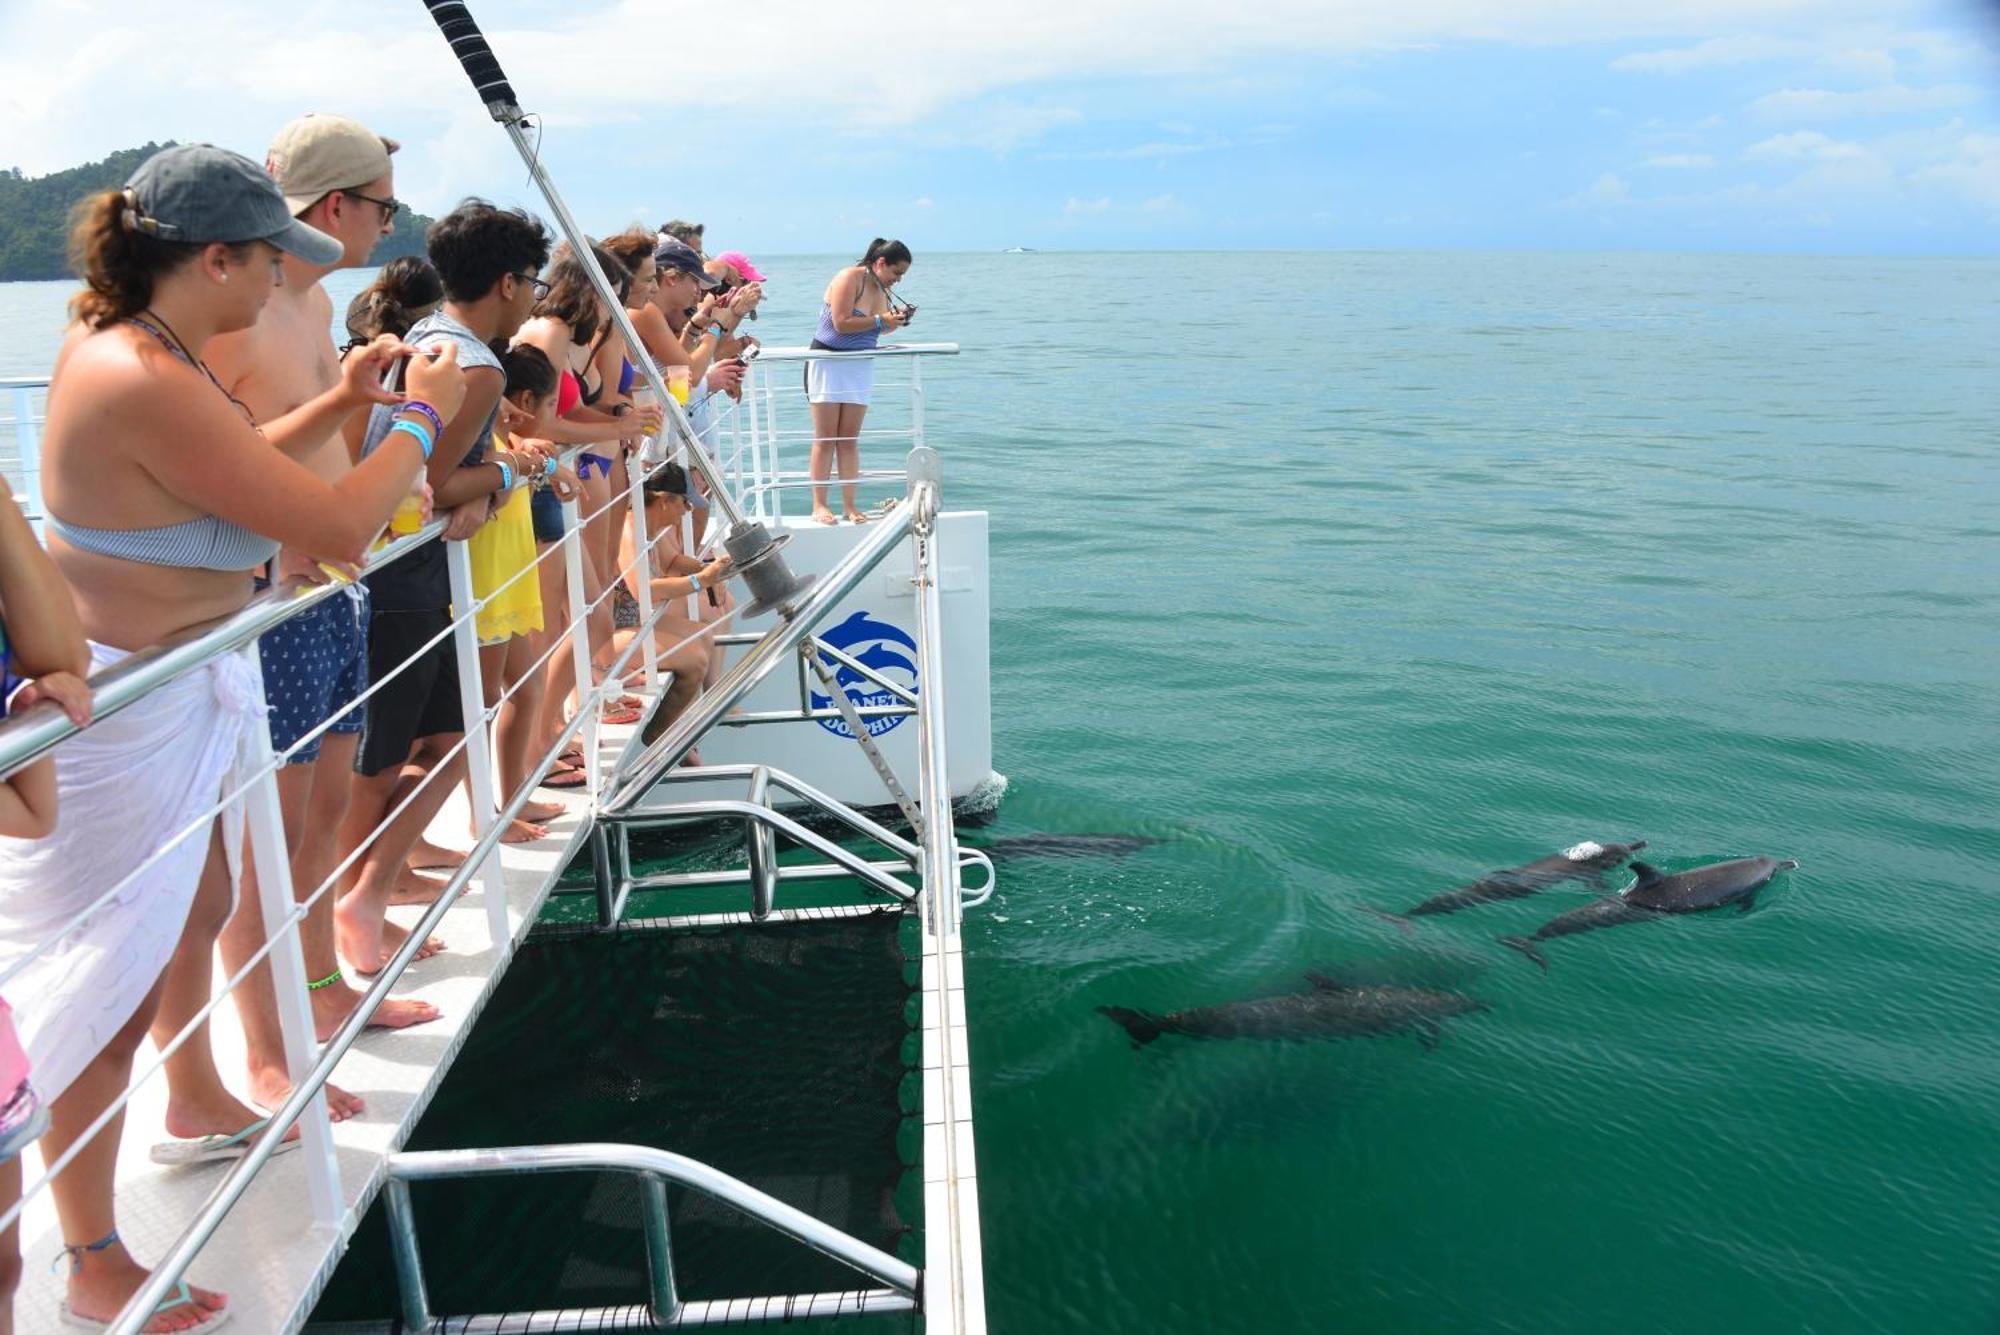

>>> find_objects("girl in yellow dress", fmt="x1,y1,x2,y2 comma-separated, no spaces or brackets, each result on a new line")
470,345,568,830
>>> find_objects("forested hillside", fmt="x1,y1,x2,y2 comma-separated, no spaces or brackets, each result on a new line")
0,144,433,281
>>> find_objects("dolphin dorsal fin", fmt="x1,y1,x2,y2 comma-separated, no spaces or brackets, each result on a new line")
1305,971,1350,991
1629,861,1664,888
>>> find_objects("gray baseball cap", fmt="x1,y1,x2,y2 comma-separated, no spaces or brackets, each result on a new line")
124,144,343,265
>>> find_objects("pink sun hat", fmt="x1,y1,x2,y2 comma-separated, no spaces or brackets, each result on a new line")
714,249,767,283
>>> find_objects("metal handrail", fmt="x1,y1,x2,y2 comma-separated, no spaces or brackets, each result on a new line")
384,1141,920,1330
603,474,921,811
0,521,442,782
101,552,696,1335
745,342,960,363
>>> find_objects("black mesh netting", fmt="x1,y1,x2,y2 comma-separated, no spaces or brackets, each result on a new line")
307,912,921,1328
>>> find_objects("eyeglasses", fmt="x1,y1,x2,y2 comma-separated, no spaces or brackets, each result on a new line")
517,272,552,300
342,188,402,220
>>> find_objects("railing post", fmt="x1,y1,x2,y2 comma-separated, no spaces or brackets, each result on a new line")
560,483,602,797
626,454,660,691
382,1176,434,1332
239,651,342,1225
746,766,777,919
762,370,784,525
10,385,45,541
445,540,513,950
589,819,617,930
909,356,925,453
640,1174,682,1322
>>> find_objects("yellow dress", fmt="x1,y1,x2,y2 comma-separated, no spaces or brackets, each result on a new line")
468,451,544,644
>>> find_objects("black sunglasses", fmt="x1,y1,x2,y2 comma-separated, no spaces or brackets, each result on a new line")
343,188,403,218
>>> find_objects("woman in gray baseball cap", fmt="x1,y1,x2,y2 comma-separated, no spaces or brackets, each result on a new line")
0,143,468,1333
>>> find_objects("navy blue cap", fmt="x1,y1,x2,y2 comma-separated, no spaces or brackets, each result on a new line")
653,235,720,290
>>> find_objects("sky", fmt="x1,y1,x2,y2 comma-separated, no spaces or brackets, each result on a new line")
0,1,1996,256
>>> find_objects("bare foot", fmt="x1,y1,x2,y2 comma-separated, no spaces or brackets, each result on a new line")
812,507,838,525
499,817,548,844
390,865,448,906
844,509,870,524
407,837,467,871
520,798,566,823
312,976,439,1039
248,1061,365,1122
335,894,446,975
380,919,447,966
63,1241,227,1332
162,1089,302,1147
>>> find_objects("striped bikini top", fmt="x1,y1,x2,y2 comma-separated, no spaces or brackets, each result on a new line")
814,302,881,353
44,315,281,572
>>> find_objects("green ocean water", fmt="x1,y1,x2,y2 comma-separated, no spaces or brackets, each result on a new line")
869,252,2000,1334
6,249,1998,1332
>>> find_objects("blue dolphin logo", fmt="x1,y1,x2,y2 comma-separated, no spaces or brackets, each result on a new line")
811,611,920,738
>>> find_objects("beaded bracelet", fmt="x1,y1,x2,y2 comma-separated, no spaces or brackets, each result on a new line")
399,399,445,441
387,417,434,461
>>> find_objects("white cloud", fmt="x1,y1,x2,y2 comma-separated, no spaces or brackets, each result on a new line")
1743,131,1869,162
0,0,1950,181
1566,172,1630,207
1751,82,1981,121
1613,34,1797,73
1062,196,1112,216
1141,193,1179,211
1645,153,1716,168
914,197,935,209
1041,136,1226,161
1908,142,2000,214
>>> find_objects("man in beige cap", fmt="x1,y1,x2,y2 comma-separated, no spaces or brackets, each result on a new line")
150,112,443,1152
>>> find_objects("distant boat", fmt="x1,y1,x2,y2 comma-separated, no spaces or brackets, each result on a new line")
1001,246,1037,254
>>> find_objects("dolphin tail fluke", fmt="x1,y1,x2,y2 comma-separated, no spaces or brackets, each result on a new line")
1497,935,1549,972
1627,839,1648,853
1358,907,1413,934
1097,1006,1166,1047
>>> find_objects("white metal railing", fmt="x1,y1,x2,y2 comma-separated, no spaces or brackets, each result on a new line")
0,374,756,1332
0,339,983,1333
725,344,959,525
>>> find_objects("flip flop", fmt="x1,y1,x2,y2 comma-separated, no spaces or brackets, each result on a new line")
60,1279,231,1331
600,706,642,726
540,765,589,790
149,1117,300,1167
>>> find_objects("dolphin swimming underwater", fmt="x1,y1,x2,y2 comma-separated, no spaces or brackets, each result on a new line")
1098,975,1485,1050
1362,839,1647,929
1498,856,1798,971
987,834,1164,860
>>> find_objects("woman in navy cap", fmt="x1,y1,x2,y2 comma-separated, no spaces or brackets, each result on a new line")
0,144,467,1333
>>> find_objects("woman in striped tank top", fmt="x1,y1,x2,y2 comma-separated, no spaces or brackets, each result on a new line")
808,239,911,525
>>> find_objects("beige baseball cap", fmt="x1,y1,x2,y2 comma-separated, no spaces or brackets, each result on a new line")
266,113,400,217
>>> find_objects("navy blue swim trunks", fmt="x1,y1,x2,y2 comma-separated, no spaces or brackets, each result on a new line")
258,583,370,765
531,486,565,543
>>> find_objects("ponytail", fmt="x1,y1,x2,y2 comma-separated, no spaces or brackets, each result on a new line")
66,189,207,330
857,237,912,269
345,255,444,342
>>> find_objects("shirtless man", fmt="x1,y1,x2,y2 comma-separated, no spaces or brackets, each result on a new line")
151,115,440,1135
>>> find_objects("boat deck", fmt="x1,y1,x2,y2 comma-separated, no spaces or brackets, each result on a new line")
13,704,635,1334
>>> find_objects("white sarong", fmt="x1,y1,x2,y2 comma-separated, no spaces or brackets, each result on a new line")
0,642,266,1101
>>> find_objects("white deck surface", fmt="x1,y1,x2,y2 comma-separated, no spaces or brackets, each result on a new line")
12,701,641,1334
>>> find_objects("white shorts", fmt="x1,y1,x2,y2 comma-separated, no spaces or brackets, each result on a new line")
806,355,876,406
